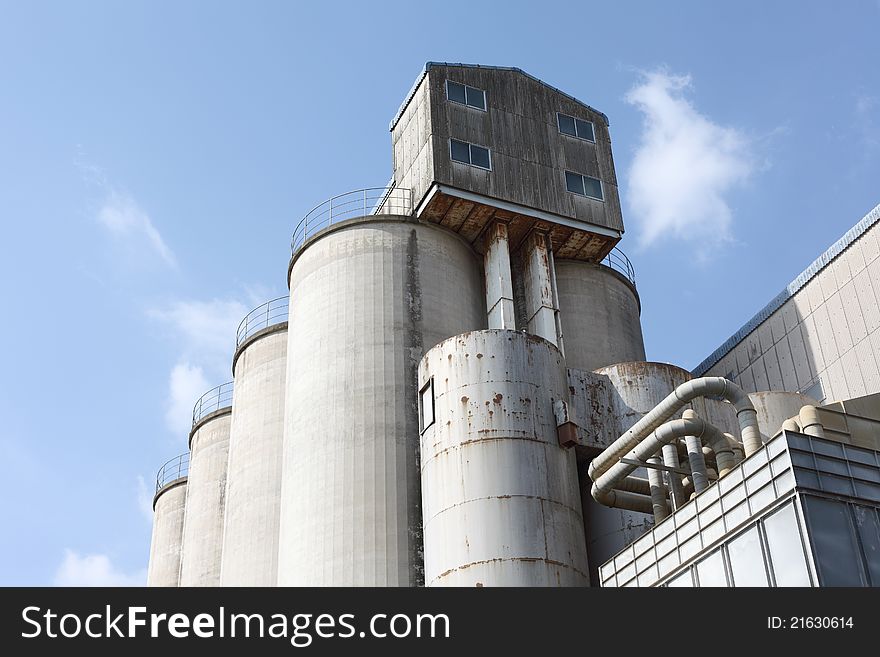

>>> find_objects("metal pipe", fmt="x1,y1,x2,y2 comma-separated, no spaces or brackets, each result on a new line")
724,432,745,463
781,417,801,433
588,377,761,482
647,456,669,522
682,410,709,494
661,443,686,510
592,488,659,515
798,405,825,438
591,415,736,507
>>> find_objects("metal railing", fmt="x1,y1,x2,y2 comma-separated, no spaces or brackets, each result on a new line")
191,381,234,428
155,452,189,494
601,247,636,288
291,184,413,253
236,296,289,348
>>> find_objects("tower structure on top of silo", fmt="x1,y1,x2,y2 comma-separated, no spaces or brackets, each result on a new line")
221,297,289,586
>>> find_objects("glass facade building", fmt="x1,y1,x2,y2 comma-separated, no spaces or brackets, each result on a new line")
600,431,880,587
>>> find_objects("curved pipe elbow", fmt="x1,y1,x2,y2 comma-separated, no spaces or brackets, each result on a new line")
798,405,825,438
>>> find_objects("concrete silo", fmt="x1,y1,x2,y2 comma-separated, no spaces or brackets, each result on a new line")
220,297,289,586
419,330,589,586
278,213,486,586
147,453,189,587
554,257,645,372
178,382,233,586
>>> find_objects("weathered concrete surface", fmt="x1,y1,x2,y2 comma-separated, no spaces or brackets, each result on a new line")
179,411,231,586
554,260,645,372
147,481,187,587
279,217,486,586
221,327,287,586
749,391,818,443
420,330,589,587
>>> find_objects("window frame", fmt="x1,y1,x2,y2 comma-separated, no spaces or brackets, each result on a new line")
449,138,492,171
557,112,596,142
564,170,604,201
419,378,435,434
446,79,487,111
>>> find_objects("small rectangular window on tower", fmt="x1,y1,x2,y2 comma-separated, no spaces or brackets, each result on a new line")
557,112,595,142
446,80,486,110
450,139,492,170
419,378,435,433
565,170,603,200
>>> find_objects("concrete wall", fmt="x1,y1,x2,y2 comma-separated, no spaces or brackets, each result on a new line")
147,481,187,587
178,411,231,586
554,260,645,372
419,330,589,587
278,217,486,586
221,327,287,586
698,205,880,404
392,63,623,235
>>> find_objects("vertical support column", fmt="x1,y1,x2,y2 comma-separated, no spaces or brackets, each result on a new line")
647,456,669,523
522,231,559,346
484,221,515,329
661,443,686,510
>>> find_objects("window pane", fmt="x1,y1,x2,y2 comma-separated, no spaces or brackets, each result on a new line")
420,381,434,431
446,80,466,104
852,504,880,586
696,549,727,587
667,569,693,587
558,113,576,136
466,86,486,110
727,525,769,586
575,118,595,141
763,502,811,586
803,496,864,586
583,176,603,200
565,171,585,195
470,145,490,169
450,139,470,164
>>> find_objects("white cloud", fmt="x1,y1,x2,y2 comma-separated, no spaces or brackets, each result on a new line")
150,298,249,361
54,550,145,587
97,191,176,267
624,69,754,252
165,361,210,436
136,475,154,523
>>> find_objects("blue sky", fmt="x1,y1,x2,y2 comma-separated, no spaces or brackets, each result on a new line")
0,1,877,585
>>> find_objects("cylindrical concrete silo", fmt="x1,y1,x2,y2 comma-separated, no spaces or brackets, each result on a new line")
278,216,486,586
147,453,189,587
420,329,589,586
749,391,818,443
554,260,646,372
178,383,232,586
220,297,289,586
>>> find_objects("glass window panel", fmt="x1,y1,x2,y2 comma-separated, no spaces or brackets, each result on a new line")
614,547,634,569
763,502,811,586
450,139,470,164
843,444,877,467
815,455,849,476
636,550,657,573
803,495,864,586
419,380,434,431
637,563,658,587
855,481,880,503
812,439,844,459
565,171,585,195
700,500,722,524
724,500,750,531
773,470,795,495
656,533,676,558
746,467,773,494
793,468,820,490
676,499,697,523
727,525,769,587
677,517,698,541
446,80,466,104
749,483,777,515
470,145,491,170
819,473,854,497
850,463,880,483
719,467,743,492
679,535,702,561
658,551,680,578
617,562,636,584
786,434,811,450
667,569,693,587
790,450,815,468
583,175,603,200
653,515,675,540
557,113,576,136
575,118,595,141
465,86,486,110
770,452,791,477
724,482,747,507
633,533,654,556
852,505,880,586
701,518,725,546
742,450,768,477
766,436,786,458
696,550,727,587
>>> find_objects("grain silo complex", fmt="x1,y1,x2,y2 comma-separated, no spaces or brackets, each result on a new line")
147,62,880,587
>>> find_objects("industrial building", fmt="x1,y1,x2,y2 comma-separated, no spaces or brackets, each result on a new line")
146,62,880,587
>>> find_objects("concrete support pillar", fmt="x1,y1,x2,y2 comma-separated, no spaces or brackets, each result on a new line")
484,221,515,329
522,231,559,346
